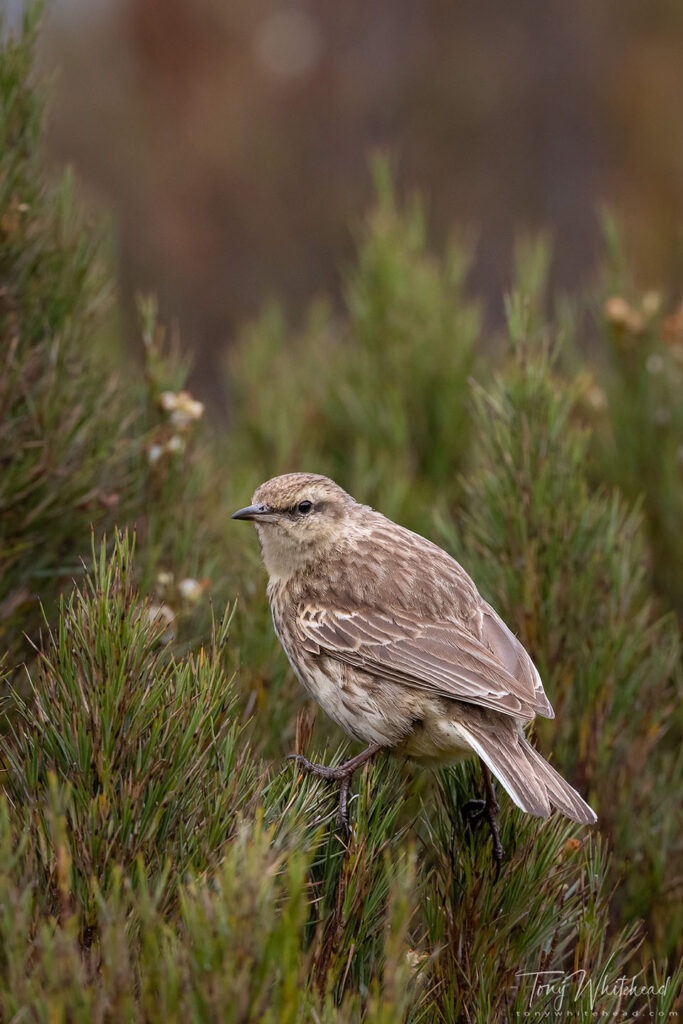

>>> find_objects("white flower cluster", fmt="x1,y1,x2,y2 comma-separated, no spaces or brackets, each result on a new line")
145,601,178,644
159,390,205,427
155,569,209,605
147,389,205,464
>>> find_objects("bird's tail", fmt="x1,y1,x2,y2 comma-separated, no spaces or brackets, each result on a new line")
460,722,597,825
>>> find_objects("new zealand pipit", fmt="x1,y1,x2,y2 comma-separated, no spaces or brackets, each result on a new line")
233,473,596,859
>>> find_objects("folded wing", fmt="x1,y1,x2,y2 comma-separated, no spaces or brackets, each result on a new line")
296,603,554,721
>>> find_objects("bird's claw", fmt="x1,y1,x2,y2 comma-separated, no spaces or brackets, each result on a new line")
462,797,486,822
486,810,504,871
287,754,352,838
286,753,339,781
463,791,503,870
286,744,381,840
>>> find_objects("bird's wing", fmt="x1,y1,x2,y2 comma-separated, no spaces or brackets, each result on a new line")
296,603,553,721
477,602,554,718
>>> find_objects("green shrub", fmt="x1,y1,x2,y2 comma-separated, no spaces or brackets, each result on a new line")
3,538,679,1023
417,766,643,1023
0,9,134,655
226,160,479,529
439,243,682,960
596,216,683,616
1,533,258,926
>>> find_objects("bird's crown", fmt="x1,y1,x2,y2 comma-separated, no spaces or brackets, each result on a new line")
252,472,353,512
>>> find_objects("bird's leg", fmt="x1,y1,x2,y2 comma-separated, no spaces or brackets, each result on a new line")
480,761,503,867
288,743,383,835
288,742,383,782
462,759,504,868
337,774,351,833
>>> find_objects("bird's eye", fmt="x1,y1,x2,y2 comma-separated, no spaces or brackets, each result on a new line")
298,500,313,515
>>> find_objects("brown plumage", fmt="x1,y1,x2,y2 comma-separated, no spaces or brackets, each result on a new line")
232,472,597,847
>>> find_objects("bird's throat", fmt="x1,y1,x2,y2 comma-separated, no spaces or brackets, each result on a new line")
256,525,312,581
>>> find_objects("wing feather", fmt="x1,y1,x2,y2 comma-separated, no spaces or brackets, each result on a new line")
297,604,553,721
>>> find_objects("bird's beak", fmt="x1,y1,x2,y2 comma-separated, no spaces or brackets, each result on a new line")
231,502,278,523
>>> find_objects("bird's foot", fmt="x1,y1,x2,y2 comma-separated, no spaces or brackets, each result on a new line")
462,797,486,822
483,794,503,870
287,743,383,838
286,753,347,782
336,775,352,837
287,754,354,836
463,764,504,871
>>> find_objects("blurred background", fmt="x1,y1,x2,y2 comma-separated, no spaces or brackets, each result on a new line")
18,0,683,405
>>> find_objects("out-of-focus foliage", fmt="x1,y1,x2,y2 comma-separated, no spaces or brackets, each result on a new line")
0,12,224,664
226,159,478,529
1,14,681,1023
595,214,683,616
0,4,131,652
42,0,683,400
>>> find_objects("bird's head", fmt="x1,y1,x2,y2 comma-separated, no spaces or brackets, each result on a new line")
232,473,358,578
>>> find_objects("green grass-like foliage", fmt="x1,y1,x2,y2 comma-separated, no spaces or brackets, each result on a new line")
439,252,682,958
0,7,135,655
1,532,258,926
226,159,479,529
1,537,678,1022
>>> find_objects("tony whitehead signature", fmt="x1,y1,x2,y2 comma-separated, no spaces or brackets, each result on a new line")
515,967,676,1016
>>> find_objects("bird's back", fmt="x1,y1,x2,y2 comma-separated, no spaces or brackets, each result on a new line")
272,506,552,721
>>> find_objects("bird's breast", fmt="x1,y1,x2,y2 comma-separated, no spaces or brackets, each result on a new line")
267,584,427,746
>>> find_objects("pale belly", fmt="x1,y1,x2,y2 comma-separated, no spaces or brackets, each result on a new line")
293,656,415,747
395,712,476,765
289,649,478,763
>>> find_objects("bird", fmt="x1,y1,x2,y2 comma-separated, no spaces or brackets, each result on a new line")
232,472,597,860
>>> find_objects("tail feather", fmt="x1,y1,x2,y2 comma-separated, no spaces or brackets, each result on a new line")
457,722,597,825
522,740,597,824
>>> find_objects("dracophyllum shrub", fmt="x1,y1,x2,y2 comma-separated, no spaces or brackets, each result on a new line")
226,161,480,531
0,532,259,931
444,286,681,960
